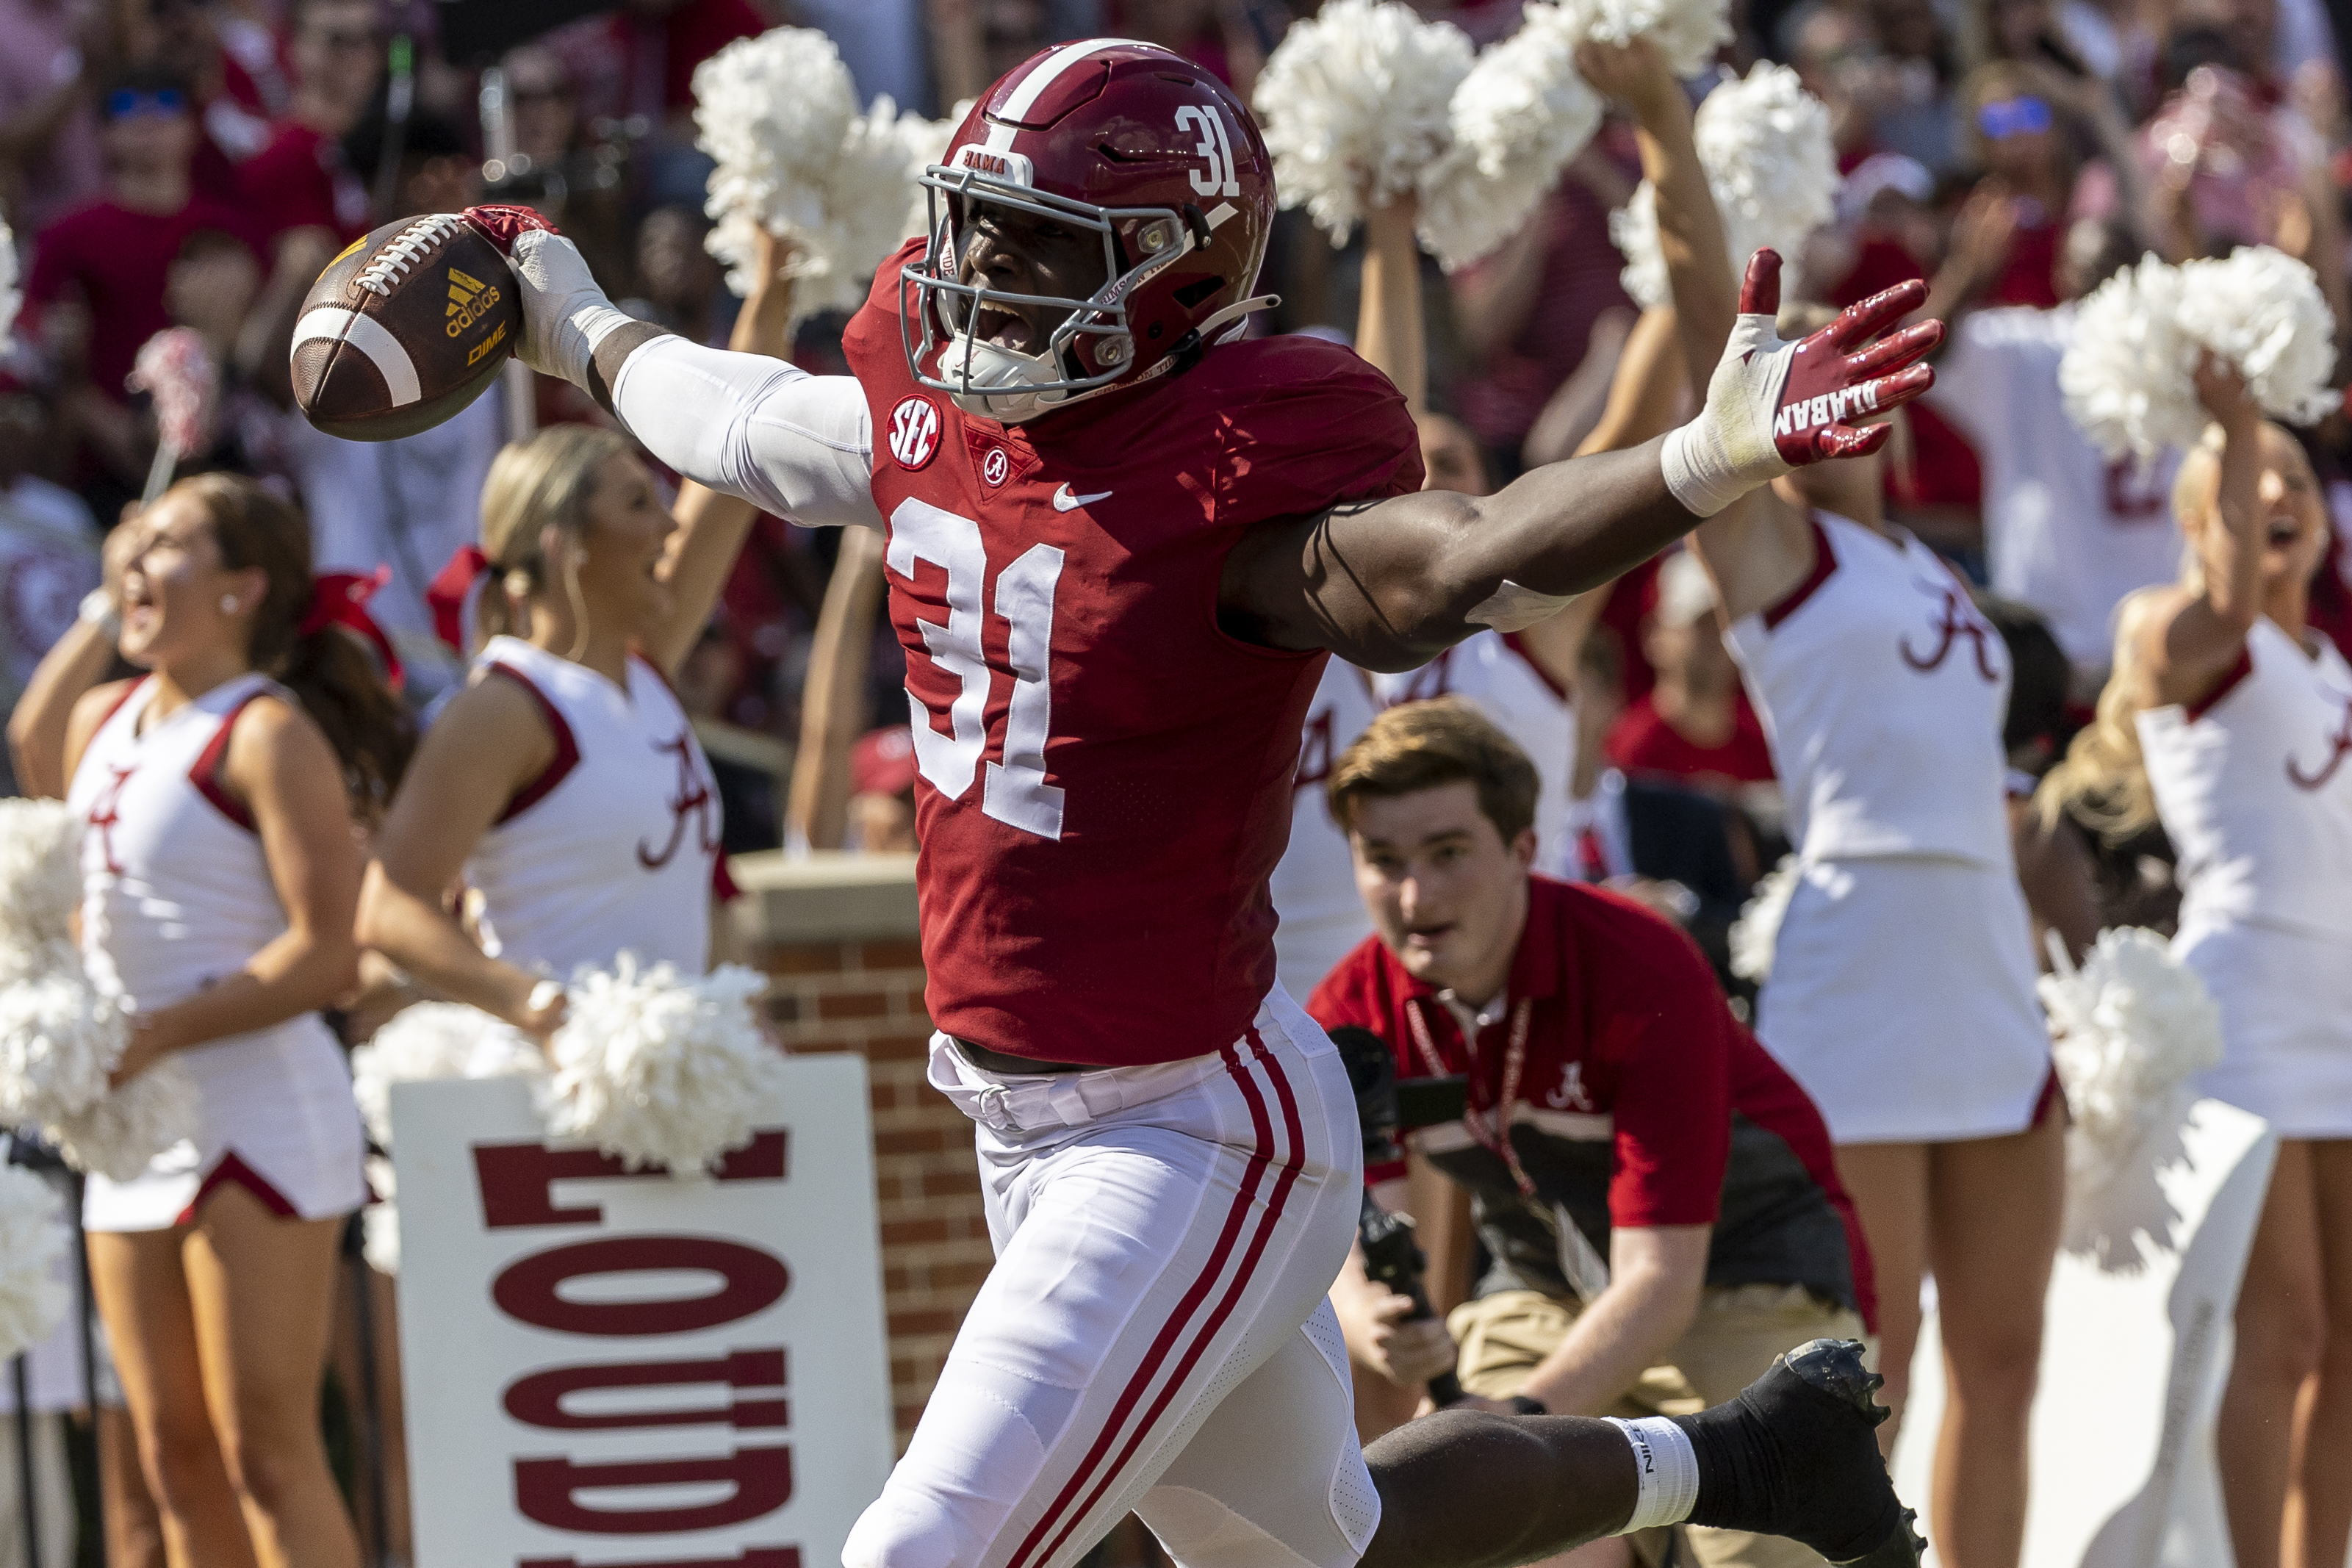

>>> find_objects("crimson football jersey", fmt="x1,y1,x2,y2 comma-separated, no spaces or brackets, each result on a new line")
842,240,1423,1065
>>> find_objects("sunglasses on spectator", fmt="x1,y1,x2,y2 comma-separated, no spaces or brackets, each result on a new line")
1977,96,2054,138
104,87,188,120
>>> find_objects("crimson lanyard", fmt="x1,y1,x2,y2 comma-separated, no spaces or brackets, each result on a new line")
1406,994,1537,1198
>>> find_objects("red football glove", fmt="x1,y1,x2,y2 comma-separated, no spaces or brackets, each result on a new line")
1660,250,1945,517
460,204,560,253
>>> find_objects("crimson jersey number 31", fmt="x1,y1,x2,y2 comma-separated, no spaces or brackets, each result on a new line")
887,498,1066,840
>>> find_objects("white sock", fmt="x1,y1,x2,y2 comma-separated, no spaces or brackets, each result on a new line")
1605,1416,1700,1533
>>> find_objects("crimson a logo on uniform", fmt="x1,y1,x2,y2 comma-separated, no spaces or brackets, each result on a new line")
980,447,1010,487
888,395,941,471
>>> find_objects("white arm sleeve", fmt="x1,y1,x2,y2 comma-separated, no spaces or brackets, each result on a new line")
609,336,883,531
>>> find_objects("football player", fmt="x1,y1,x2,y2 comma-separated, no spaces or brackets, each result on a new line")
468,38,1938,1568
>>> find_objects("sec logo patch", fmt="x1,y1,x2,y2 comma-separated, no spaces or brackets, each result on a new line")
888,395,941,470
980,446,1010,487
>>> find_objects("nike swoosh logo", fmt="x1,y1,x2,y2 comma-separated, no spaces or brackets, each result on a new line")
1051,483,1112,511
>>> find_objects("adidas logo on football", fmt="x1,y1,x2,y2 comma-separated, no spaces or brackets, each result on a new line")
445,267,500,337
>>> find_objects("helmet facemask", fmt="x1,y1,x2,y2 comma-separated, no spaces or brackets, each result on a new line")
900,163,1199,424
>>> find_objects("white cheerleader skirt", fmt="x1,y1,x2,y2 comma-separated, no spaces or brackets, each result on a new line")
2176,916,2352,1139
84,1013,367,1233
1755,856,2053,1145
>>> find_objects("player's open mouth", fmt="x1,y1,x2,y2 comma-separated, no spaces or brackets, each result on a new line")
970,305,1036,353
2268,517,2303,546
1400,924,1453,947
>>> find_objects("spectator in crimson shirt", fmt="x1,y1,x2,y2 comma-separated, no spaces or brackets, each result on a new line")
1606,550,1777,794
1312,702,1872,1564
237,0,382,251
26,65,262,414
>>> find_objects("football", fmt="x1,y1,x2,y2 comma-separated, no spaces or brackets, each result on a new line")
291,212,520,442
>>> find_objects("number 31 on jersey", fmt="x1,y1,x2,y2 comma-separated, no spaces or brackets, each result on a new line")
887,498,1066,841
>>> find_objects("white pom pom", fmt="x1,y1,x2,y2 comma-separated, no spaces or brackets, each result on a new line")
1419,3,1603,272
814,96,960,313
2062,247,2337,459
0,798,84,953
2059,256,2196,459
352,1002,490,1147
0,1165,68,1362
0,217,19,348
2039,927,2223,1190
1613,64,1835,309
0,976,126,1126
2176,246,2340,426
45,1061,201,1182
362,1154,399,1275
1558,0,1731,77
547,956,785,1176
694,27,861,298
1256,0,1474,244
1729,855,1800,982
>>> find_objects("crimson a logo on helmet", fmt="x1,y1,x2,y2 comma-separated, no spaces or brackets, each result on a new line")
889,395,941,470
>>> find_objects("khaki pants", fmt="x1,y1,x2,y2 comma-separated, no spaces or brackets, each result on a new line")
1447,1284,1867,1568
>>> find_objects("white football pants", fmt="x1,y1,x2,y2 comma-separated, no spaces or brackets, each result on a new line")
843,988,1375,1568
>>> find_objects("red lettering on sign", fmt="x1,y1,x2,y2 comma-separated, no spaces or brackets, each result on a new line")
475,1132,788,1229
505,1348,788,1431
493,1237,789,1335
514,1447,792,1533
521,1550,802,1568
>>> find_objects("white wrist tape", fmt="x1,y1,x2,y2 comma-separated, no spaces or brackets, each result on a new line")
528,979,565,1014
1661,312,1797,518
508,229,639,389
1606,1415,1701,1532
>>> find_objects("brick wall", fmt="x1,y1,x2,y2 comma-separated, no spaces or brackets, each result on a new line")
730,853,985,1447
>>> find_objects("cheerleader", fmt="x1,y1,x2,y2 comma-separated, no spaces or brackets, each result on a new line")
1584,41,2058,1568
356,234,802,1021
354,425,769,1025
10,473,411,1568
2038,373,2352,1568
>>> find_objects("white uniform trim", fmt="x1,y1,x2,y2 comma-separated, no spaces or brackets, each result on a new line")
292,306,422,406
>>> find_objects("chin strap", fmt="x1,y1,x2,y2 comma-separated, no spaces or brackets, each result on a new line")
1196,295,1281,345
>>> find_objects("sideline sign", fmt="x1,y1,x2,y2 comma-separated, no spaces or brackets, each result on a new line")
390,1058,893,1568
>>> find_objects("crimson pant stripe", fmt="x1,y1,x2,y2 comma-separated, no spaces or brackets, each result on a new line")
1002,1039,1279,1568
1025,1029,1309,1568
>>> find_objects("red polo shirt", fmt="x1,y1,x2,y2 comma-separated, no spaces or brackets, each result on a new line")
1309,875,1874,1324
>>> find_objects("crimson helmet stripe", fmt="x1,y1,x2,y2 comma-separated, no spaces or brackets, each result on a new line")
980,37,1148,151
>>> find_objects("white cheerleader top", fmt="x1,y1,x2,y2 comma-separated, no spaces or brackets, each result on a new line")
67,672,293,1009
1372,630,1577,877
463,637,719,977
2139,615,2352,943
1725,511,2014,869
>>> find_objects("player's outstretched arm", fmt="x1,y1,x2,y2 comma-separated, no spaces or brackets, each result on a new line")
464,206,882,533
1222,256,1941,671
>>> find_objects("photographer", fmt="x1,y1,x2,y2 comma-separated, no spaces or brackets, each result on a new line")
1313,700,1874,1568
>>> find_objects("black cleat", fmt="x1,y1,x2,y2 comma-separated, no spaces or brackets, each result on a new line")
1670,1338,1923,1566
